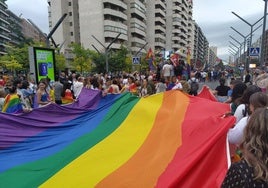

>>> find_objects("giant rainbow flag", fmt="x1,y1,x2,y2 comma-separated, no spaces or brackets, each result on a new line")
0,88,235,188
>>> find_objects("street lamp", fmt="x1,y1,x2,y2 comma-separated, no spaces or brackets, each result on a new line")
230,24,262,69
92,33,121,73
229,35,243,63
260,0,268,67
228,48,239,65
229,41,240,51
231,11,263,69
228,48,237,54
46,13,68,48
228,49,238,65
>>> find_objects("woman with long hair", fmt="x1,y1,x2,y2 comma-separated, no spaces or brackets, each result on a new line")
35,81,52,107
222,107,268,187
228,92,268,145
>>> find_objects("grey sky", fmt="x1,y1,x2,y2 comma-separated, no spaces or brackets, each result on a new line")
6,0,267,61
193,0,266,60
6,0,49,33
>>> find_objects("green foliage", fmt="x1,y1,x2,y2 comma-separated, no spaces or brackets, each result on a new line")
69,43,92,74
1,44,29,70
0,41,47,74
108,46,131,73
88,50,105,73
69,43,132,74
0,56,22,75
55,53,66,72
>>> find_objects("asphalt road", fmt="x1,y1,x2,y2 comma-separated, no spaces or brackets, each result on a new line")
198,80,221,92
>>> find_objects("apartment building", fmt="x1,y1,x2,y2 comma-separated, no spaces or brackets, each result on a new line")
48,0,195,60
193,22,209,68
6,10,23,46
22,19,46,43
166,0,194,58
126,0,147,55
48,0,80,60
208,46,218,66
146,0,166,53
80,0,128,52
0,0,10,55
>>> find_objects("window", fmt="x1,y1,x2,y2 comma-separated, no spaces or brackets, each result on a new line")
69,12,72,16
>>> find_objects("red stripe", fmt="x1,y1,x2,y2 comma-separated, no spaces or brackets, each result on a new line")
96,91,189,187
156,96,235,187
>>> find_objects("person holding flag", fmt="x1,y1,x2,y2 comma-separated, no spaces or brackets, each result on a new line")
146,48,156,71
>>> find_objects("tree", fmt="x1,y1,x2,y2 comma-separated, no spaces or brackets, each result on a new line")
0,41,46,73
109,46,131,73
89,50,105,73
1,44,29,71
55,53,67,72
0,56,23,76
69,43,92,74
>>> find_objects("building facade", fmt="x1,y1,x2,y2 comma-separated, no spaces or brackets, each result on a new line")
0,0,10,55
48,0,196,61
193,21,209,68
0,0,46,55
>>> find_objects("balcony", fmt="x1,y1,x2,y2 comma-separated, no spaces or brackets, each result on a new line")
155,25,165,33
0,33,11,41
156,0,166,9
130,18,146,29
155,8,165,18
130,7,146,19
130,37,146,45
129,27,146,37
0,1,7,9
103,0,127,10
104,20,128,31
172,29,180,34
103,9,127,21
155,42,165,48
172,36,180,41
155,17,165,26
104,31,128,41
155,33,165,41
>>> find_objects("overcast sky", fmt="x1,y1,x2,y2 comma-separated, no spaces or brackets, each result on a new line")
6,0,267,61
193,0,266,61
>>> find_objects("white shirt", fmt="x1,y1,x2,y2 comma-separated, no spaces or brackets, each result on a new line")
228,116,249,145
73,81,84,98
162,64,172,77
234,104,246,123
172,82,183,90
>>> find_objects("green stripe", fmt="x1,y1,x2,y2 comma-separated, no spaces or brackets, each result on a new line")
0,93,139,188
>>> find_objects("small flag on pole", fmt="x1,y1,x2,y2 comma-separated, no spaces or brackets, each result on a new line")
146,48,156,71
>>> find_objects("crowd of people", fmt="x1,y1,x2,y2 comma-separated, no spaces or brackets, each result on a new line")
0,60,268,186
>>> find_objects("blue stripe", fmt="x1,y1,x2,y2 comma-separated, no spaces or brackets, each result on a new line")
0,94,121,173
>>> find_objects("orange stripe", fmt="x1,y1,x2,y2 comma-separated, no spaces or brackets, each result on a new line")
96,91,189,188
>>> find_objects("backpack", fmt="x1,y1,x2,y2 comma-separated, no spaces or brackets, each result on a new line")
190,78,199,93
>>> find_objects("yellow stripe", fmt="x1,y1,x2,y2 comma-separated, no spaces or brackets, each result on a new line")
40,93,164,188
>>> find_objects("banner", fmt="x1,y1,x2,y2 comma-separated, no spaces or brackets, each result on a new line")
0,89,234,188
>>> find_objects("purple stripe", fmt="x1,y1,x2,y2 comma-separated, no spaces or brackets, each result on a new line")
0,88,102,149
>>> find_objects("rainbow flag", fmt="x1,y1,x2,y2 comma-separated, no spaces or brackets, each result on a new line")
0,88,235,187
61,90,74,104
186,47,191,65
170,53,179,67
1,94,23,114
146,48,156,71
